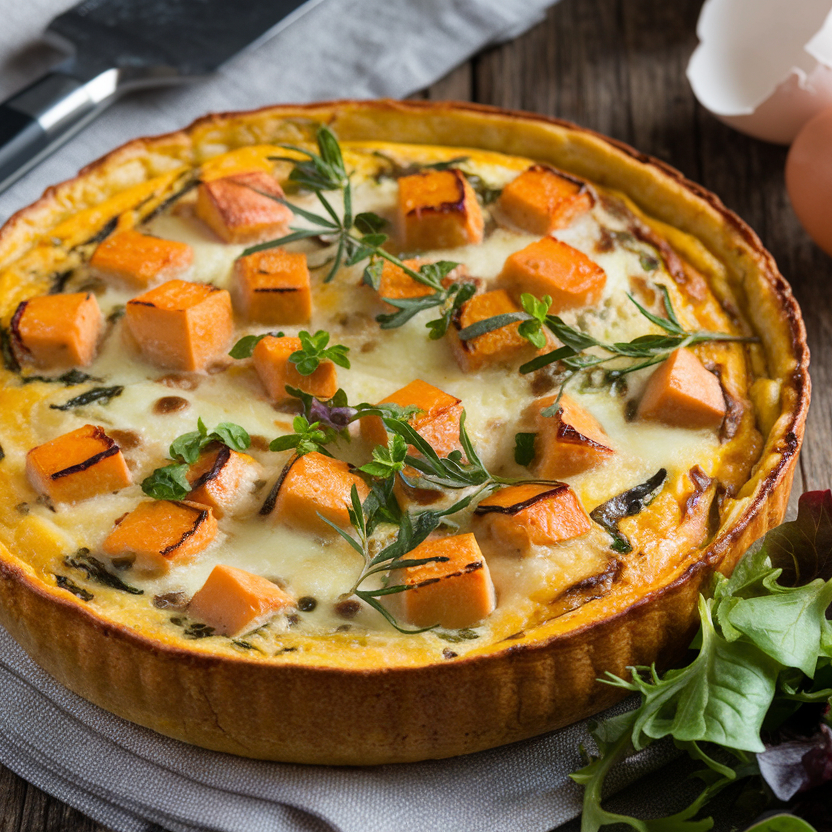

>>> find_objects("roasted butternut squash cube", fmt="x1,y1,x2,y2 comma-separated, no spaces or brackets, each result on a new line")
252,335,338,404
187,445,261,518
195,171,292,244
397,169,484,250
271,452,369,536
233,248,311,324
531,394,614,479
101,500,217,575
498,165,593,234
499,237,606,313
390,533,496,629
475,483,591,554
360,379,463,457
11,292,102,369
637,348,726,430
89,229,193,288
26,424,132,504
125,279,233,372
377,257,433,306
449,289,538,373
375,258,473,310
188,564,294,637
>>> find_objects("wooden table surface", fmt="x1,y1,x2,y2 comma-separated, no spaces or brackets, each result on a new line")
1,0,828,829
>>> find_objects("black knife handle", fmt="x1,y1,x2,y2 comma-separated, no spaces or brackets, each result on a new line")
0,69,120,196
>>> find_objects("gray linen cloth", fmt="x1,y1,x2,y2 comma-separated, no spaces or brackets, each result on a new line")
0,1,690,829
0,627,686,832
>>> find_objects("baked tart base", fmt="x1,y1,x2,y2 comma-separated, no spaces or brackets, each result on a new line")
0,100,809,764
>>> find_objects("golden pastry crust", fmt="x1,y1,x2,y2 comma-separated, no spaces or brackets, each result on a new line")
0,100,809,764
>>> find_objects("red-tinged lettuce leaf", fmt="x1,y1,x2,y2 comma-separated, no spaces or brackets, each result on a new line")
761,491,832,587
757,724,832,802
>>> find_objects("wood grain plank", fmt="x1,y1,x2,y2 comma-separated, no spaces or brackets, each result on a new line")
1,765,116,832
0,764,25,832
425,62,472,102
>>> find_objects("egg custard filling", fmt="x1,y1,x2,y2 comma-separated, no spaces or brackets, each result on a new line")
0,130,770,669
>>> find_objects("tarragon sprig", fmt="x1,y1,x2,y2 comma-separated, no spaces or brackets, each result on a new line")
317,406,560,630
251,124,472,337
458,285,757,382
320,473,491,634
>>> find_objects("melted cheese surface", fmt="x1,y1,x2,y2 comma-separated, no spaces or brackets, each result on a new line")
0,141,765,667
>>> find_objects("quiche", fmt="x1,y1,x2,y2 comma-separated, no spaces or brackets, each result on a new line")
0,101,809,765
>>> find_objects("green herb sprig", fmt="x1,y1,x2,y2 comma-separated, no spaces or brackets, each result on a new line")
319,407,560,630
269,415,337,457
289,329,350,374
252,125,473,338
229,329,350,376
320,475,486,634
572,490,832,830
141,418,251,500
458,287,756,387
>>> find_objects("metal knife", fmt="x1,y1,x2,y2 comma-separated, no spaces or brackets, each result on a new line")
0,0,323,194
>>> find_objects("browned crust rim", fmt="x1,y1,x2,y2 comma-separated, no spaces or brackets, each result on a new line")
0,101,811,760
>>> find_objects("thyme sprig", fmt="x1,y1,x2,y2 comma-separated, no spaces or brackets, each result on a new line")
250,125,472,336
290,329,350,375
269,415,337,457
141,418,251,500
458,286,757,382
229,328,350,375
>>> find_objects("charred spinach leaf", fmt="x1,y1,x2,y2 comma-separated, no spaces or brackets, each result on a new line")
435,628,480,643
169,616,215,639
464,172,503,205
590,469,667,553
64,549,143,595
142,176,199,223
55,575,93,601
49,385,124,411
48,270,75,294
21,369,98,386
80,216,118,247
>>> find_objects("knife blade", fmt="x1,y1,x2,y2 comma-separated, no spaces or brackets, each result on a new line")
0,0,323,195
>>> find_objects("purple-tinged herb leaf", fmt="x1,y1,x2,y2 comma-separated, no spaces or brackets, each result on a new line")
758,724,832,801
309,396,356,430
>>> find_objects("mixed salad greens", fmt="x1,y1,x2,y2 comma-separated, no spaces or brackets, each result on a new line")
573,490,832,832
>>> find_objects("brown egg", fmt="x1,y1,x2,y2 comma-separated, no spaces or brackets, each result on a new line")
786,105,832,256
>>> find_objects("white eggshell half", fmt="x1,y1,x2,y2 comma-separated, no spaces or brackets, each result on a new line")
687,0,832,144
